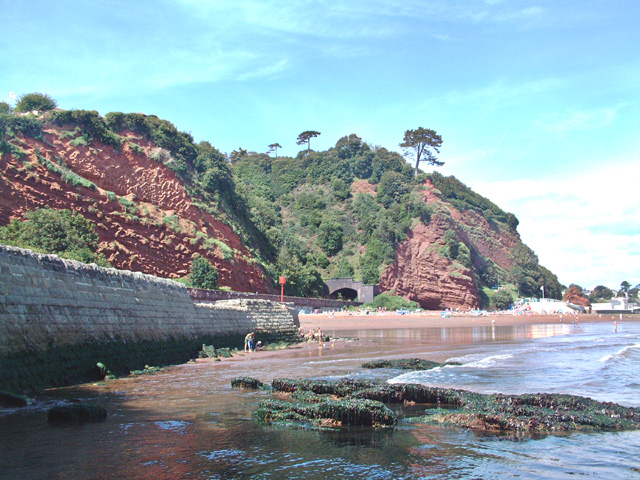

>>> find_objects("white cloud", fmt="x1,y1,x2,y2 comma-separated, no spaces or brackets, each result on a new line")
473,157,640,289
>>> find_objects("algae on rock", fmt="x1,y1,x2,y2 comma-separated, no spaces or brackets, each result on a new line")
361,358,461,370
255,377,640,434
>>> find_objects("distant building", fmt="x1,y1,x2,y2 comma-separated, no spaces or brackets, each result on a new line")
592,296,640,314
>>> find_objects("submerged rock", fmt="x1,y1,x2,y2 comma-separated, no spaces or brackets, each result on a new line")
47,403,108,424
361,358,460,370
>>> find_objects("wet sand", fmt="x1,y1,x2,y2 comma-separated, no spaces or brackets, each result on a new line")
299,311,638,331
196,312,639,368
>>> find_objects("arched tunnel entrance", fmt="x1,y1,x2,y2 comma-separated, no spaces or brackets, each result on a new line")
328,287,359,301
323,278,379,304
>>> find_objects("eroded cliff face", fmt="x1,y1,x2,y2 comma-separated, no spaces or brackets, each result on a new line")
378,218,480,310
378,181,521,310
0,126,274,293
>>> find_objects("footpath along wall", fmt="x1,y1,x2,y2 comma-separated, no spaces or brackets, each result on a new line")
0,245,300,393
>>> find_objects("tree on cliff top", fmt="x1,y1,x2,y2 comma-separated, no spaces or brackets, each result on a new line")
14,92,57,113
268,143,282,158
400,127,443,176
296,131,321,155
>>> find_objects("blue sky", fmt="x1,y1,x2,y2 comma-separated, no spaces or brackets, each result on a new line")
2,0,638,290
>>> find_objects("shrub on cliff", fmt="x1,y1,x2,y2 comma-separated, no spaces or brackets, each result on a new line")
14,92,57,113
105,112,197,169
189,256,218,289
0,113,43,143
0,208,109,266
361,293,419,311
50,110,121,148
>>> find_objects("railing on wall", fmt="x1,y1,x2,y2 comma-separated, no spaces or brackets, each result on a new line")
187,288,360,310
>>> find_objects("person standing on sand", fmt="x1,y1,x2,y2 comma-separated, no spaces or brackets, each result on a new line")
244,332,254,352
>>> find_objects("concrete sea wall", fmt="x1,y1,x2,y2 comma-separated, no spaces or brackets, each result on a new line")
0,245,299,392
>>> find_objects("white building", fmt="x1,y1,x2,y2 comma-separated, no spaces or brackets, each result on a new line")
592,296,640,314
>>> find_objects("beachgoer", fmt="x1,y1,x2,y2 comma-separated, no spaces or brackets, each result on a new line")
244,332,254,352
255,340,262,351
317,327,323,344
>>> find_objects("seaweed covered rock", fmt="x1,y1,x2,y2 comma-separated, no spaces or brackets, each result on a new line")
422,392,640,433
0,390,29,408
362,358,460,370
267,378,640,434
255,398,397,428
231,377,267,390
93,362,116,381
272,378,380,397
199,344,217,358
130,365,164,375
47,403,108,424
272,378,470,405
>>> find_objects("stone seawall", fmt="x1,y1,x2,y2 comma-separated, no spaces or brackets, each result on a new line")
0,245,299,392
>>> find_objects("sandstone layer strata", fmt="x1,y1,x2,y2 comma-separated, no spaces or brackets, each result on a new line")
0,126,272,292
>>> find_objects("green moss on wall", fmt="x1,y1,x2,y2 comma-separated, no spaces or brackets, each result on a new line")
0,330,296,393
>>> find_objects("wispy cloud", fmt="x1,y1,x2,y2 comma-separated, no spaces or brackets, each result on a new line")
175,0,400,39
534,106,621,133
445,77,564,107
237,59,289,81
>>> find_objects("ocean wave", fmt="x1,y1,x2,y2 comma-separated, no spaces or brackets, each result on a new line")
460,353,515,369
388,371,430,384
599,343,640,363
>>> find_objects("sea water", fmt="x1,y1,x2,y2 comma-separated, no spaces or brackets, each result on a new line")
1,322,639,479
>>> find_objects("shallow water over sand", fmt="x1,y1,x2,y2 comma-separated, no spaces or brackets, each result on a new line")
1,322,639,479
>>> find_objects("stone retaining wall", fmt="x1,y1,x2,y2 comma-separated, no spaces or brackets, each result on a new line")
188,287,360,310
0,245,299,392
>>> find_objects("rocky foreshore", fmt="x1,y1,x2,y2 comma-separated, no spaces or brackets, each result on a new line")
243,359,640,434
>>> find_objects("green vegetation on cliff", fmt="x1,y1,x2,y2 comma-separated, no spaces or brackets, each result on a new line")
0,207,109,266
0,97,562,303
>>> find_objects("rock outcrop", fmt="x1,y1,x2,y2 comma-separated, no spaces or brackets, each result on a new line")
378,182,520,310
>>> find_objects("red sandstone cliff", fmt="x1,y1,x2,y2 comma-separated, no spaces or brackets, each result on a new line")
378,181,521,310
0,126,274,293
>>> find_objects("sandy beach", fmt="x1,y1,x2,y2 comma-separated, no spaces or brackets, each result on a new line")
299,311,638,331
